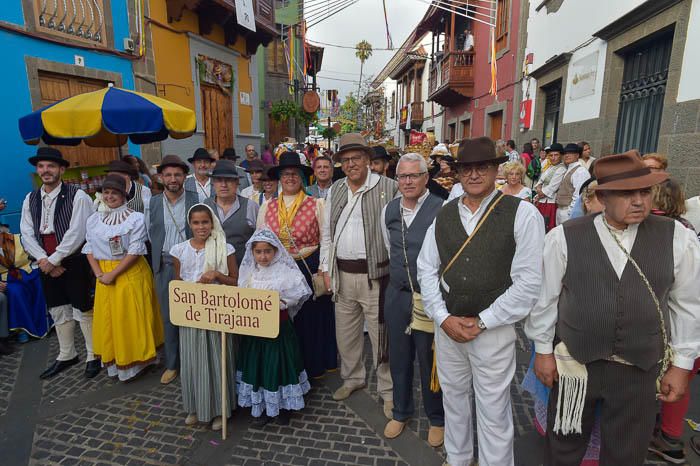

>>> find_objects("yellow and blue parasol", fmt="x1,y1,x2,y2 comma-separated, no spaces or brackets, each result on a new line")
19,86,196,147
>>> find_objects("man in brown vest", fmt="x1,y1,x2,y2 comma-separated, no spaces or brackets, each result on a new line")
526,151,700,466
555,143,590,225
418,137,545,466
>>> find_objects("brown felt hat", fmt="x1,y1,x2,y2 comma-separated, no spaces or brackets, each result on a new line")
156,154,189,174
593,150,668,191
101,174,128,198
333,133,374,162
455,137,508,166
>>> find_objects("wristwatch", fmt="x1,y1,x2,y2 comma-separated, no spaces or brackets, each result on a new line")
476,317,487,330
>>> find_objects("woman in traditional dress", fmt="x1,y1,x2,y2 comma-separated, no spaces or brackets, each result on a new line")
0,232,50,342
256,152,338,379
236,228,311,425
170,203,238,431
83,175,163,381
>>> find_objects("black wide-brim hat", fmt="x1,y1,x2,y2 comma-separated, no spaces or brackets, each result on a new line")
562,143,583,155
268,151,313,180
370,145,391,162
455,137,508,166
187,147,215,163
209,160,240,179
29,147,70,167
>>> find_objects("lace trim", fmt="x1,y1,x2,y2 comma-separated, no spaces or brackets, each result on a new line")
236,370,310,417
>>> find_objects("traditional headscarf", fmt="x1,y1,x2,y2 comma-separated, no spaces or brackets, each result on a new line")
238,228,311,319
187,203,229,276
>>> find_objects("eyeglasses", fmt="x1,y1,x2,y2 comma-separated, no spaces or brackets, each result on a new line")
396,172,427,182
457,164,495,176
280,172,301,179
340,155,364,166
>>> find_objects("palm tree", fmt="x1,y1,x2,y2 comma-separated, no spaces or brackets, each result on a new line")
355,40,373,98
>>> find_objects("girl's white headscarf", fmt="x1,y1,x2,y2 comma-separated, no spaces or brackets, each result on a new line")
187,203,229,276
238,228,311,319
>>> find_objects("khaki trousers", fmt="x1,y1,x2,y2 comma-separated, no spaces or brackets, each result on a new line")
334,270,393,400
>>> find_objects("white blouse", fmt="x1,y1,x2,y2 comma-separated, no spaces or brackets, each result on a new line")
82,210,148,260
169,240,235,283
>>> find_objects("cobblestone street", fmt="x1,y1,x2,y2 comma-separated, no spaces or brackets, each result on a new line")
0,327,697,466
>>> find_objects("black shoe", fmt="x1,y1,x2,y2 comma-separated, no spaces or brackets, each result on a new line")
276,410,291,426
0,339,13,356
648,430,686,464
84,359,101,379
250,415,273,429
39,356,79,379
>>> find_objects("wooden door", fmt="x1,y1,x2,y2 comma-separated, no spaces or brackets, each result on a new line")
489,111,503,141
461,119,471,139
201,84,233,154
38,72,118,167
267,115,289,147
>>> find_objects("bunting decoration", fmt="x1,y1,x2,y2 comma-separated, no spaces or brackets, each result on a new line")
382,0,394,49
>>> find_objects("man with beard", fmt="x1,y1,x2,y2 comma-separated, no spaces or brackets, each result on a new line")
185,148,214,202
20,147,99,379
148,155,199,384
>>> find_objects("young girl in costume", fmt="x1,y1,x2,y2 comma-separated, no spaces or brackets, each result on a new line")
236,228,311,426
170,204,239,431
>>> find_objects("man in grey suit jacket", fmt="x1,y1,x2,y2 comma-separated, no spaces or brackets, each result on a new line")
148,155,199,385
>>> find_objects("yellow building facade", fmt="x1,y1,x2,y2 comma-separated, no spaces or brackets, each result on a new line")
147,0,276,157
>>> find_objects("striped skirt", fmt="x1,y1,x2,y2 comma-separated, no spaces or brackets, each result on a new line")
179,328,237,423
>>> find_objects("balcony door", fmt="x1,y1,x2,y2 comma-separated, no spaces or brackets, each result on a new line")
489,111,503,141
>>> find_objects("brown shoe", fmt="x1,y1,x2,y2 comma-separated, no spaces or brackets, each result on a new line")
160,369,177,384
332,383,366,401
428,425,445,447
383,400,394,420
383,419,405,439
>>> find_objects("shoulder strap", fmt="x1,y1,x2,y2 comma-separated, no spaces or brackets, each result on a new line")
440,192,505,280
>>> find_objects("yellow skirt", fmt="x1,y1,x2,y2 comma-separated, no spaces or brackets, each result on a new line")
93,257,164,372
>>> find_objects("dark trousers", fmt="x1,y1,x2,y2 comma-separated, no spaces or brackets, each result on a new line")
385,283,444,425
155,255,179,370
545,360,658,466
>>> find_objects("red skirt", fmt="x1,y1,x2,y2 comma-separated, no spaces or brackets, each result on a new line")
536,202,557,232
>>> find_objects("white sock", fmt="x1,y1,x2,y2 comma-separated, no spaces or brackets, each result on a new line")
78,315,95,362
55,321,78,361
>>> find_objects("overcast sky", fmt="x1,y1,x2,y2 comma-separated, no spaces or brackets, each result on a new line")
306,0,429,99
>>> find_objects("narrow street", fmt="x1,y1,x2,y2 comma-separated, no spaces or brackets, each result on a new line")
1,327,693,465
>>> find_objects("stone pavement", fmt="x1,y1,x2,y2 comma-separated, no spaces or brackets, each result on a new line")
0,326,697,466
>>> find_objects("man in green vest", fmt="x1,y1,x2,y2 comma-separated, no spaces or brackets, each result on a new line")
417,137,545,466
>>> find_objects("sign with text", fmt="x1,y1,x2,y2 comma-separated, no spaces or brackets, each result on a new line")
570,51,598,100
234,0,256,33
169,281,279,338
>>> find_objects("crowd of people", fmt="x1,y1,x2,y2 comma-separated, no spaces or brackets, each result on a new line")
0,132,699,466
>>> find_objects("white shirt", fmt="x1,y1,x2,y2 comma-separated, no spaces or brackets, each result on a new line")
535,164,566,202
240,185,261,201
525,215,700,370
380,190,431,251
214,196,259,227
580,156,596,171
447,183,464,201
463,33,474,51
189,175,212,202
558,161,590,216
319,172,381,272
161,192,187,253
506,150,520,163
20,183,95,266
169,240,235,283
82,210,148,260
685,196,700,232
417,189,545,328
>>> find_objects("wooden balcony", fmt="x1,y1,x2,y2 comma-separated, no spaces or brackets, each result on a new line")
254,0,276,35
410,102,424,127
428,51,475,107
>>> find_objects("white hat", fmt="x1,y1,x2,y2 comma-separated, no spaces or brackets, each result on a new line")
430,143,450,156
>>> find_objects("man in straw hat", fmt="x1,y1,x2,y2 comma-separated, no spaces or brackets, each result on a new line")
525,150,700,465
319,133,398,419
417,137,545,466
147,155,199,384
20,147,99,379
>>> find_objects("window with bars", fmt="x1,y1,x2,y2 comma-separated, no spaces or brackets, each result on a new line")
32,0,109,46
